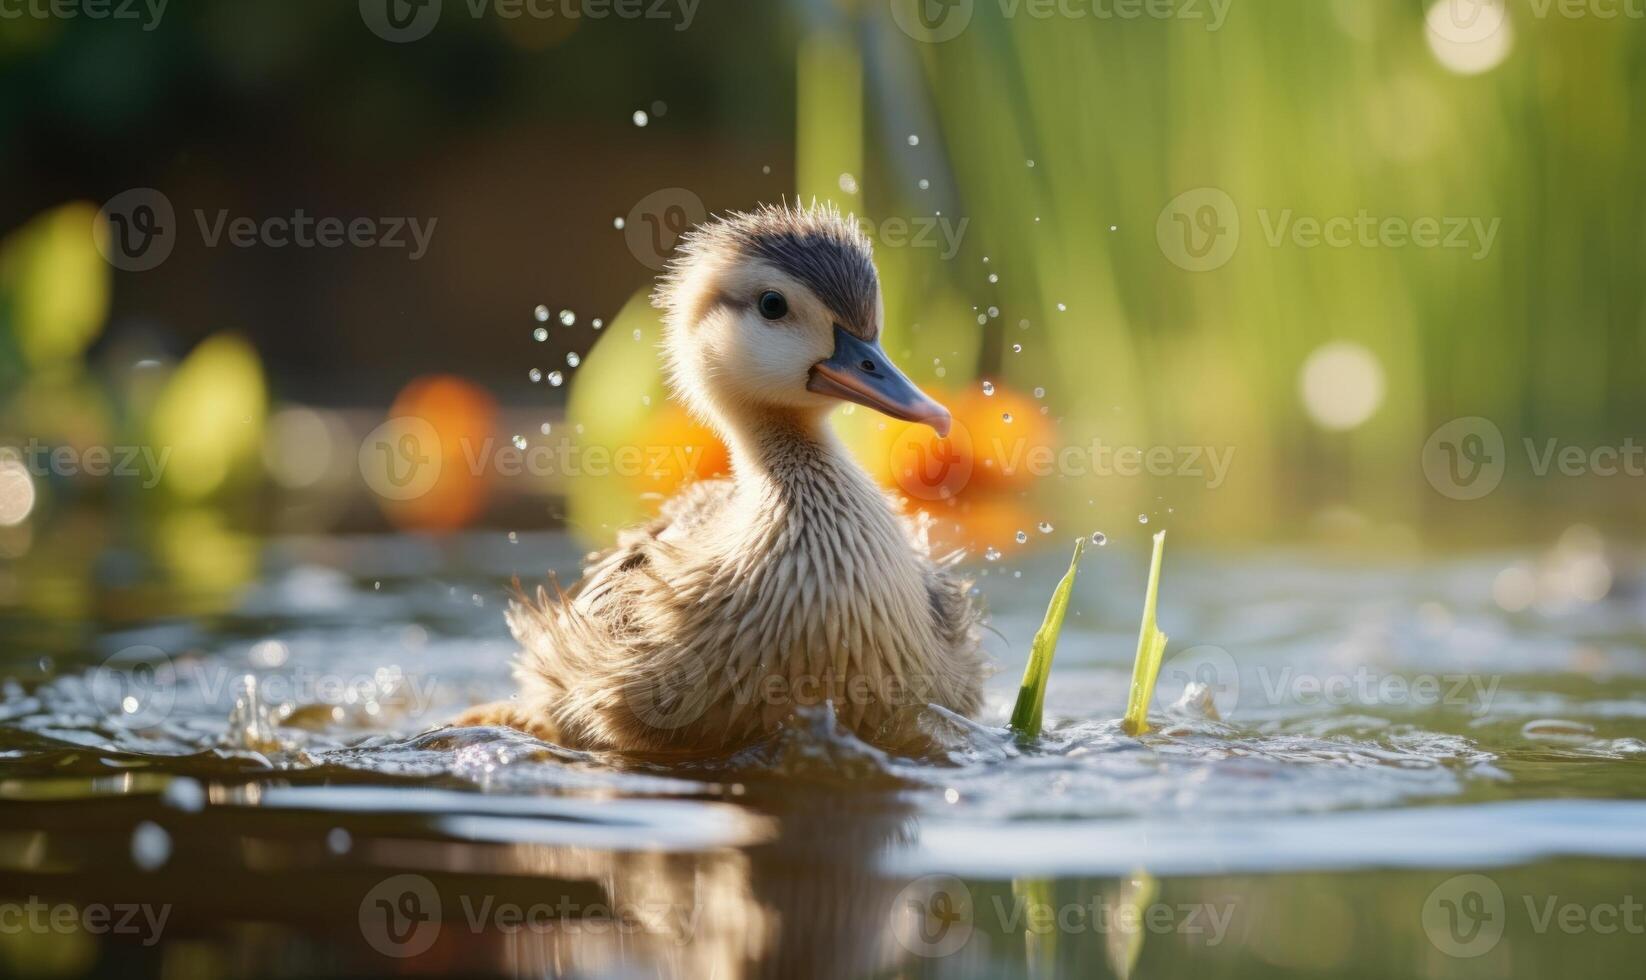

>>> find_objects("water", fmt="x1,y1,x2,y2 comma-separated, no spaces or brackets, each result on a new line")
2,530,1644,976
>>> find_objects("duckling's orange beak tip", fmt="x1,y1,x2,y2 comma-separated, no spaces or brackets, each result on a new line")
808,325,951,437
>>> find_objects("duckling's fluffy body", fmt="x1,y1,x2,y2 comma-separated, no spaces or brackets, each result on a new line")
461,204,986,754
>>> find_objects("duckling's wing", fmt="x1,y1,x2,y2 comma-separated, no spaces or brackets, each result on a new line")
500,478,737,749
896,501,990,711
571,478,735,610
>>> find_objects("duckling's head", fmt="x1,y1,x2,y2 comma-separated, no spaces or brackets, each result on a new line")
654,202,951,437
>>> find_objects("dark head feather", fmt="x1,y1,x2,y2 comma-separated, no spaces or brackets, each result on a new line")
654,202,880,339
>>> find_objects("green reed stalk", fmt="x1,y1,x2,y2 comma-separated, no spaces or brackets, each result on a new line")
1009,537,1087,739
1122,531,1169,736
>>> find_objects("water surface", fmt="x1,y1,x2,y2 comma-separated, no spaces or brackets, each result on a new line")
2,528,1643,977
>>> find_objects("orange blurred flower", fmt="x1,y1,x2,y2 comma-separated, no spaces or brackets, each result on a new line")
628,403,732,496
865,383,1055,500
370,375,496,531
858,381,1055,558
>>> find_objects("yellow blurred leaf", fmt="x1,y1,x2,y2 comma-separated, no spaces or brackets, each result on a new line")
563,289,670,546
0,202,110,369
148,334,267,500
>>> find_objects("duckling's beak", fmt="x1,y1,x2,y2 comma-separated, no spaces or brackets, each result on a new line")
807,324,952,436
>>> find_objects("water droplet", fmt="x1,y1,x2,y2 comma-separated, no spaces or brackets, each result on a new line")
907,133,920,146
982,381,995,396
1091,531,1107,546
632,110,649,127
987,306,999,318
532,327,548,342
512,434,527,450
632,329,643,342
559,309,575,326
547,371,564,387
838,172,859,194
761,164,772,175
935,366,947,378
566,352,581,367
1038,521,1053,534
327,828,353,855
917,178,930,190
651,100,667,116
1015,530,1028,544
613,216,626,229
1026,159,1036,167
539,422,552,435
528,368,542,383
1138,514,1149,524
1033,386,1046,398
983,547,1001,562
1056,303,1067,312
507,531,519,543
1109,225,1118,232
976,314,987,325
1012,343,1023,353
132,821,171,871
988,273,999,284
161,778,206,813
534,305,550,322
591,318,604,330
1002,413,1013,423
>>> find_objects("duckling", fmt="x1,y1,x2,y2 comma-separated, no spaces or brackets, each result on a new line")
458,203,986,754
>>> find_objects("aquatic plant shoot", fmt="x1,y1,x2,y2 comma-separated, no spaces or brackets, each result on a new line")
1122,531,1169,736
1008,536,1086,739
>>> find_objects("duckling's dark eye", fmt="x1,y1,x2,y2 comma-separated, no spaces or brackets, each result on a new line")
757,291,788,320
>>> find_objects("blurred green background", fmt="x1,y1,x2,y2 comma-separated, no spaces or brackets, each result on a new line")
3,0,1644,619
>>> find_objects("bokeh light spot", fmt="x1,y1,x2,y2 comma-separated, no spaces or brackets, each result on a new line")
0,456,36,527
1299,342,1385,431
1425,0,1513,76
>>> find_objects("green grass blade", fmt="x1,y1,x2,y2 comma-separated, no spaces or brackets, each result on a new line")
1122,531,1169,736
1009,537,1087,739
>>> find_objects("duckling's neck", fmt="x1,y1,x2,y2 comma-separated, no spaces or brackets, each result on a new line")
709,405,889,525
721,407,837,481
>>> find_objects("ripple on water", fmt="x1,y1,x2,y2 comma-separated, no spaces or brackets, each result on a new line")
1,535,1644,875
